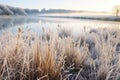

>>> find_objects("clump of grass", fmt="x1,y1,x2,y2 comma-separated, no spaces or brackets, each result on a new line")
57,27,72,38
32,39,64,80
62,37,89,68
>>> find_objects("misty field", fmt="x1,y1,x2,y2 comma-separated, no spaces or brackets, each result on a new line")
0,27,120,80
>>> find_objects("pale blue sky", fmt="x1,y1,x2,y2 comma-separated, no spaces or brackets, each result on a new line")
0,0,120,12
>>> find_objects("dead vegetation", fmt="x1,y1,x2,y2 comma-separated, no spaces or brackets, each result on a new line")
0,27,120,80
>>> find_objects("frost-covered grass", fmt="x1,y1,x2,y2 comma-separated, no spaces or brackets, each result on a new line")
0,27,120,80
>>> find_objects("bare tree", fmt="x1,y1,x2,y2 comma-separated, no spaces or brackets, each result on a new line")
115,8,119,16
112,5,120,16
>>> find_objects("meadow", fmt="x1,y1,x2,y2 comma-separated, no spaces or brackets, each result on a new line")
0,27,120,80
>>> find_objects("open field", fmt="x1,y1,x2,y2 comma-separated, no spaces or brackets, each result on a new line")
40,15,120,22
0,27,120,80
39,12,120,21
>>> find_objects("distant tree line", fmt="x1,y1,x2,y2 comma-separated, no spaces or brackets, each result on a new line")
39,8,104,14
40,8,75,13
0,4,40,15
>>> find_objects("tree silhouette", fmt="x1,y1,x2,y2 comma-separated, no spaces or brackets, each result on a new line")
115,8,119,16
112,5,120,16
